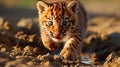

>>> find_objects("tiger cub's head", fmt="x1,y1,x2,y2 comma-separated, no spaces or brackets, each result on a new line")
37,1,77,42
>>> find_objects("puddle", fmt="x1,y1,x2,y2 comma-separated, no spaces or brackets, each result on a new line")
81,56,94,65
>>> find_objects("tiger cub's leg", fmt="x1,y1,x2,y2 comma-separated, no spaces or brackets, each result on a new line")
60,37,82,61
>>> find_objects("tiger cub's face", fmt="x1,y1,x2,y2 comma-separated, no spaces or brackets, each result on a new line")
37,1,77,42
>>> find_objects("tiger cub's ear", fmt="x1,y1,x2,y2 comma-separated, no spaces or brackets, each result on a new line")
37,1,48,14
67,1,77,13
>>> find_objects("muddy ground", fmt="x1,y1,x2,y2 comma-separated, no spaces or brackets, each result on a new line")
0,3,120,67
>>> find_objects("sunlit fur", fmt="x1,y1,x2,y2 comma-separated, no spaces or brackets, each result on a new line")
37,0,87,61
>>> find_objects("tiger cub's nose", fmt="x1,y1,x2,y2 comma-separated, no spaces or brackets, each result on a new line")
54,34,61,39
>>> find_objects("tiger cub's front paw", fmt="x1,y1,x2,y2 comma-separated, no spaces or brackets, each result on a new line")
60,48,78,61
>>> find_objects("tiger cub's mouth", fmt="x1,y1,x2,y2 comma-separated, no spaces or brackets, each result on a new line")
51,35,62,42
51,37,62,42
49,31,68,42
49,34,63,42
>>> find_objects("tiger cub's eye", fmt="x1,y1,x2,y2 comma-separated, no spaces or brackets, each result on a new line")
61,21,69,27
47,21,53,26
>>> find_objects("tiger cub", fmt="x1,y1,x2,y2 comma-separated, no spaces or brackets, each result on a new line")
37,0,87,61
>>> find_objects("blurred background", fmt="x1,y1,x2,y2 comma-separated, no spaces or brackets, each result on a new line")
82,0,120,18
0,0,38,23
0,0,37,8
0,0,120,21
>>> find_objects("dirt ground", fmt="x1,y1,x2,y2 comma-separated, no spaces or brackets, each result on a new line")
0,2,120,67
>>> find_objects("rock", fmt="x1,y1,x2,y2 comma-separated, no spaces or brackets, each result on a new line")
17,18,33,30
